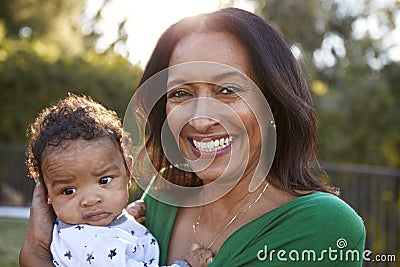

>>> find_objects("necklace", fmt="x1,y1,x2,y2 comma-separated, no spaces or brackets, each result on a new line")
192,182,269,249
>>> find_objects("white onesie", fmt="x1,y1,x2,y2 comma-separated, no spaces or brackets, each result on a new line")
50,209,185,267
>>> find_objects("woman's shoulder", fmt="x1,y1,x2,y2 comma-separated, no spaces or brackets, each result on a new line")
268,191,365,232
300,192,364,227
242,191,366,250
302,191,353,208
268,191,366,250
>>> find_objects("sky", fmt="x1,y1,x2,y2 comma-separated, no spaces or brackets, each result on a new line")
84,0,254,67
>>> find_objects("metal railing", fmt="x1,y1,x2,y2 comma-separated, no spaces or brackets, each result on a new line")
0,143,33,206
322,162,400,267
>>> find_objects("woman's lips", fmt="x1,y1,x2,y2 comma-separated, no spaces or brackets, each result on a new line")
190,135,235,158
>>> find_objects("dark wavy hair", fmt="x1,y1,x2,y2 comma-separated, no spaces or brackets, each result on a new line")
27,94,131,181
136,7,337,195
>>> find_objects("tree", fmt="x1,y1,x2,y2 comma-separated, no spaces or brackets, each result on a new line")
0,1,142,143
251,0,400,167
0,0,85,55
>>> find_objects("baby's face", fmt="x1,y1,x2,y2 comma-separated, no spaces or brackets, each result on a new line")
42,137,131,226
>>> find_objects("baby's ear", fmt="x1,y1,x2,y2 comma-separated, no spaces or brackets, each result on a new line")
47,196,52,205
125,155,133,175
125,155,133,187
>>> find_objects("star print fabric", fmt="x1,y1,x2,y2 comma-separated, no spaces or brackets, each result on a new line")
50,210,159,267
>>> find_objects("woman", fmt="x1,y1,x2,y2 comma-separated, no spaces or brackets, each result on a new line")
20,7,365,266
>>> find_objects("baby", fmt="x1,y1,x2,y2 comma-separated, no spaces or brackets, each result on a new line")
26,94,210,267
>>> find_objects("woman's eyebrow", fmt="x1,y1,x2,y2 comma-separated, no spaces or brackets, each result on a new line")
166,78,187,89
166,71,242,89
212,71,242,83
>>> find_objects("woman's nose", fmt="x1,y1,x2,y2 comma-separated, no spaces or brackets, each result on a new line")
189,116,217,133
188,97,218,133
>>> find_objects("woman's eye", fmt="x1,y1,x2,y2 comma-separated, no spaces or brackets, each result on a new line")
219,85,242,95
62,187,76,195
167,89,190,99
99,177,113,185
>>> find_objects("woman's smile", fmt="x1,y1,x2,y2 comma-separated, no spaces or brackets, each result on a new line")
190,135,234,157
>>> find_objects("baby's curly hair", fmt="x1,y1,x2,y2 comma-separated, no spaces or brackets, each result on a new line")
27,94,131,181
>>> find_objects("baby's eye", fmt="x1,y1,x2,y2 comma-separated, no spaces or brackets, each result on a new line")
99,177,113,185
62,187,76,195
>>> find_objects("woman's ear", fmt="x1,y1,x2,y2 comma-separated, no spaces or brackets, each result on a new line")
47,196,52,205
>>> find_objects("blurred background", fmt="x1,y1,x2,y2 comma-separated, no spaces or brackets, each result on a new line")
0,0,399,266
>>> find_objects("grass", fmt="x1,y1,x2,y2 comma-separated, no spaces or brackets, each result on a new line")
0,217,28,267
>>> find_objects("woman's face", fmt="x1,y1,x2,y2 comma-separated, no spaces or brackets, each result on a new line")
166,32,265,184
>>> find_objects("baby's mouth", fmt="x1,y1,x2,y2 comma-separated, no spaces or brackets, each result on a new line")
83,211,112,221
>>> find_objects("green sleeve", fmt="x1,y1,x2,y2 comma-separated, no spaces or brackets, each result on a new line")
210,192,366,267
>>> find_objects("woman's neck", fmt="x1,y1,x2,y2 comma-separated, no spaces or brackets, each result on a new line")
200,176,268,220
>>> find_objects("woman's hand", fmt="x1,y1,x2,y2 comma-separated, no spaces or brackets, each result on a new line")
19,179,55,267
126,200,146,224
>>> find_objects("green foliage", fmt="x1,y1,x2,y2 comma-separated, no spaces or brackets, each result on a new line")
0,0,85,55
315,63,400,166
252,0,400,167
0,21,142,143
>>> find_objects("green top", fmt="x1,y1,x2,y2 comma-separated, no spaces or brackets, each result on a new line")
144,192,366,266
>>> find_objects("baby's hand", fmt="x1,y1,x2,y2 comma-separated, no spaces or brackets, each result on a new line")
184,243,213,267
126,200,146,224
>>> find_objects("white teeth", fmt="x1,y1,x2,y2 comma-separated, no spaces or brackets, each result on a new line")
193,137,233,152
207,141,213,149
